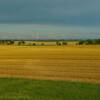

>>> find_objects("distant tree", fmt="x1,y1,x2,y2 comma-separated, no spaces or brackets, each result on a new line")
3,40,8,45
78,40,84,45
6,40,14,45
18,40,25,46
0,40,3,45
0,40,14,45
10,40,14,45
62,42,67,45
85,40,94,45
56,41,62,46
33,43,36,46
95,39,100,44
41,43,44,46
22,40,25,45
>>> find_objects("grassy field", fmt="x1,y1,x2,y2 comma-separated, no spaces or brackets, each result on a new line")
0,45,100,83
0,78,99,100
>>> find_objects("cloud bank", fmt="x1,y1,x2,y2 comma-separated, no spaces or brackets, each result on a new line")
0,0,100,39
0,0,100,26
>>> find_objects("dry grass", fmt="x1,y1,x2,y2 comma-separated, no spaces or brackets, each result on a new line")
0,45,100,83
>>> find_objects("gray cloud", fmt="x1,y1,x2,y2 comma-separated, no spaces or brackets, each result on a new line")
0,0,100,26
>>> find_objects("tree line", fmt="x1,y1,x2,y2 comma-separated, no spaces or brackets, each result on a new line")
0,40,25,45
0,40,68,46
0,39,100,46
79,39,100,45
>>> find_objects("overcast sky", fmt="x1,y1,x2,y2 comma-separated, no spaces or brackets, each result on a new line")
0,0,100,39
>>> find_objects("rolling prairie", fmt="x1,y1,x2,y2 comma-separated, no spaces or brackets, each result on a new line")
0,45,100,83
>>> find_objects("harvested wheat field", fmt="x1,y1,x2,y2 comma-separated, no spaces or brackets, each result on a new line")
0,45,100,83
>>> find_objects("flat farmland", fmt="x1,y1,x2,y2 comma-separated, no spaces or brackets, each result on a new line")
0,45,100,83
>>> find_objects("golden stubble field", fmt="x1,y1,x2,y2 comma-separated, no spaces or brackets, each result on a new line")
0,45,100,83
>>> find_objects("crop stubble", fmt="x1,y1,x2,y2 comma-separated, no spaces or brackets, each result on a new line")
0,45,100,83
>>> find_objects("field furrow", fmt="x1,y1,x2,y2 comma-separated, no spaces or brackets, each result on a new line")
0,46,100,83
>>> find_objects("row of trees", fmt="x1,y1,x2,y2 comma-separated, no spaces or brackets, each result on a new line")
0,40,25,45
56,41,67,46
0,40,68,46
0,39,100,46
79,39,100,45
0,40,14,45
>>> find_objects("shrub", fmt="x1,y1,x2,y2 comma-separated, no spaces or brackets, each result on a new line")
56,41,62,46
78,40,84,45
85,40,94,45
33,43,36,46
62,42,67,45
